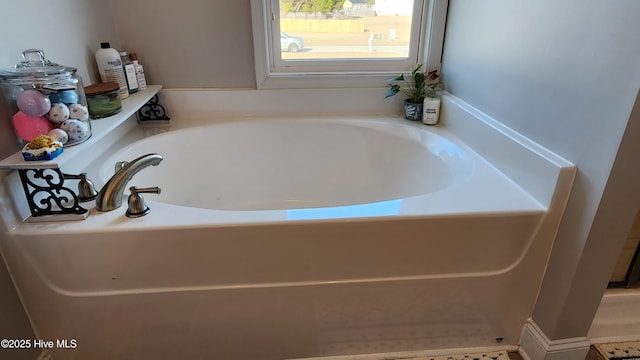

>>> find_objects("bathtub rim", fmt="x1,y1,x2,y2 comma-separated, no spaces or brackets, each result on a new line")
11,115,547,235
11,203,546,236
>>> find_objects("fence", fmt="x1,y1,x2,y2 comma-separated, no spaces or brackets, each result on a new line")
280,18,365,33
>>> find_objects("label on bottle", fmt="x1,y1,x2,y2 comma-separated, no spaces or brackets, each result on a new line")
422,97,440,125
101,66,129,99
135,64,147,90
123,63,139,93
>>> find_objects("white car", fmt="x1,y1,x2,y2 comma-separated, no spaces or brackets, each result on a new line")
281,32,304,53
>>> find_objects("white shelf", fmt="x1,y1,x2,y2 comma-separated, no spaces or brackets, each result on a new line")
0,85,162,170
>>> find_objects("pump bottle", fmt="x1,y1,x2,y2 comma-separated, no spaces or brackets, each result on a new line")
95,42,129,99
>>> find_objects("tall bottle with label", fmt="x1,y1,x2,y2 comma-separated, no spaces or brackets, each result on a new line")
119,51,138,94
95,42,129,99
129,53,147,90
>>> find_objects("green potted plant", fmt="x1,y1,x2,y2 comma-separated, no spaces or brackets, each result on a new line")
386,64,439,121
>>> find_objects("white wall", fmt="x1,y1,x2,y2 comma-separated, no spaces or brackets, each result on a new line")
442,0,640,340
0,1,119,357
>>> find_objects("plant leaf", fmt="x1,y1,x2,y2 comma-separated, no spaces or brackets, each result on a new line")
385,85,400,98
411,64,423,76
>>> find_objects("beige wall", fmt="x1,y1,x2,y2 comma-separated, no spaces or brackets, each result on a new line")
110,0,256,88
442,0,640,340
0,1,119,356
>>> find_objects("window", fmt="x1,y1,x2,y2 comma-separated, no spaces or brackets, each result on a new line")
250,0,448,89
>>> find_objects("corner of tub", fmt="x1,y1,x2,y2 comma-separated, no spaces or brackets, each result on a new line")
440,93,576,210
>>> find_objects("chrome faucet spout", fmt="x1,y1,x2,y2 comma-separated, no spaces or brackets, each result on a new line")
95,153,163,212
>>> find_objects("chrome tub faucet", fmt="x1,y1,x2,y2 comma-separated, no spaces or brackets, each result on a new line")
95,153,163,212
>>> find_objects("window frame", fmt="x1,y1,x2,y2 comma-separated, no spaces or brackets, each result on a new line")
250,0,448,89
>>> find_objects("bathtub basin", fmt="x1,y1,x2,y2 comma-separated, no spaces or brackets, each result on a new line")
99,118,473,211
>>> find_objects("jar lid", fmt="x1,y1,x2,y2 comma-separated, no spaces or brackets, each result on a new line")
0,49,77,80
85,82,120,96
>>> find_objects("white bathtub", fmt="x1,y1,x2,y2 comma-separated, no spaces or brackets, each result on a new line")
2,94,575,360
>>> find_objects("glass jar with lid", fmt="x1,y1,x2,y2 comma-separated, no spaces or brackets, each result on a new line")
0,49,91,147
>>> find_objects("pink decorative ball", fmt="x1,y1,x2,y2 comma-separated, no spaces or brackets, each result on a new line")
12,111,53,142
16,89,51,117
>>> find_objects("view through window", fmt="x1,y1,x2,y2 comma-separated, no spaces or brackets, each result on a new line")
279,0,415,60
252,0,445,88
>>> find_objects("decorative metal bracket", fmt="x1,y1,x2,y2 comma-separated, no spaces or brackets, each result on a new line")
18,168,89,222
137,94,171,122
137,94,172,137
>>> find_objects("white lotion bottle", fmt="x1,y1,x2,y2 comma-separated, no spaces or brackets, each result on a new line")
95,42,129,99
422,96,441,125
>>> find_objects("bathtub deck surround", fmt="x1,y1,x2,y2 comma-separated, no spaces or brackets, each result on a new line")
0,89,576,359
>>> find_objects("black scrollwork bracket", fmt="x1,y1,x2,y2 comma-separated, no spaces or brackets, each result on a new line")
137,94,171,122
18,168,88,221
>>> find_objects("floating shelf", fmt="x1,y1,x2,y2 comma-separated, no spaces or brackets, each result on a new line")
0,85,162,170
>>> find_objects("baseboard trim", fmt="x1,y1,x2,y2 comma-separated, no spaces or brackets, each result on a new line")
519,319,591,360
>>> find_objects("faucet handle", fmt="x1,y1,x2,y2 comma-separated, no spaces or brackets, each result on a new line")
126,186,161,218
62,172,98,201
